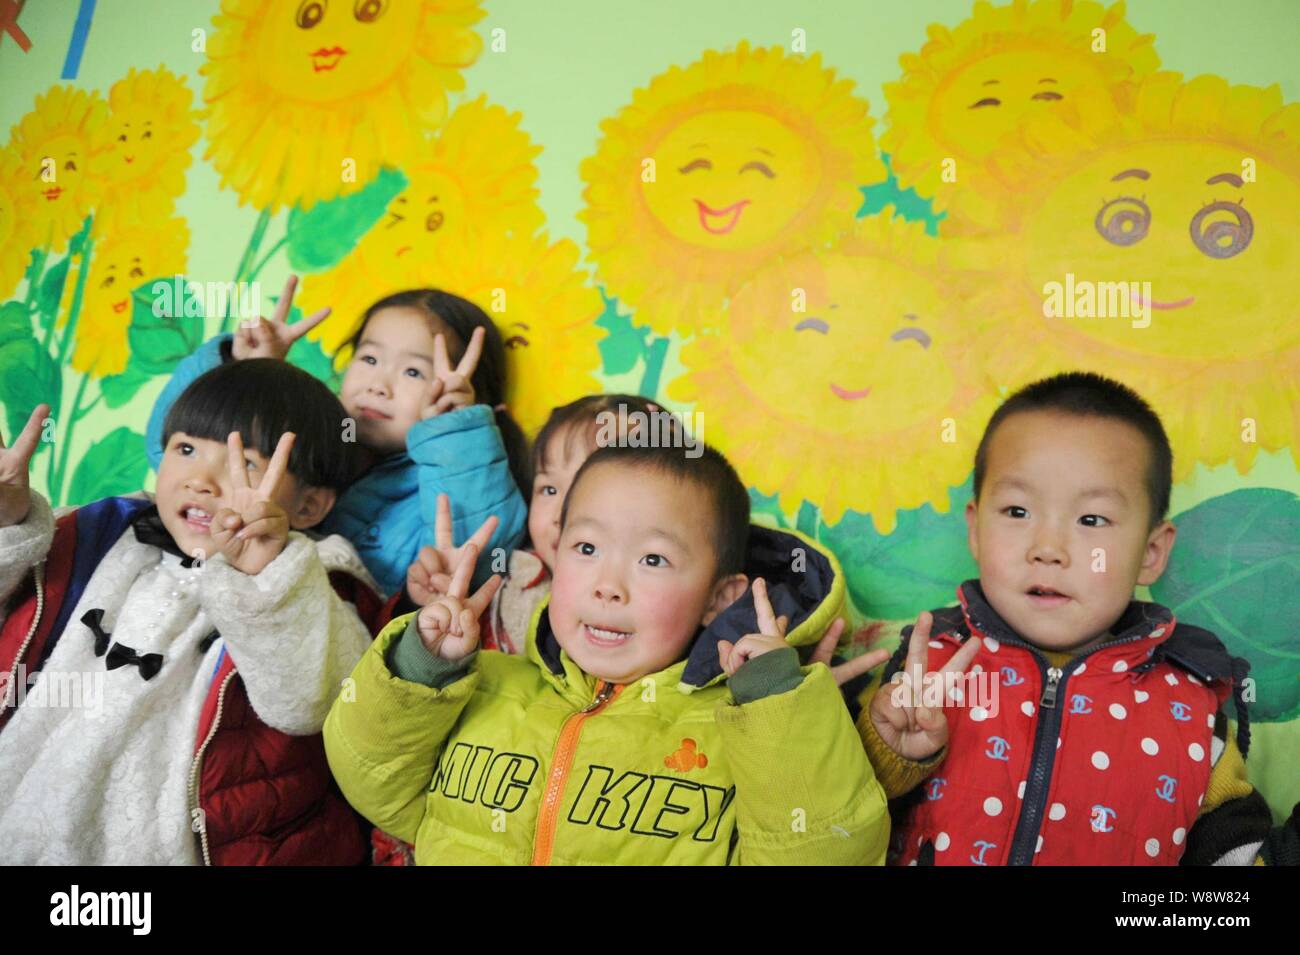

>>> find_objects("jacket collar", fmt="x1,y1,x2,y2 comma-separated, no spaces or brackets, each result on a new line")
527,525,843,694
129,505,198,566
956,578,1175,649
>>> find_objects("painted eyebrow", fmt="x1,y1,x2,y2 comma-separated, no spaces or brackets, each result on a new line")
982,79,999,86
753,147,774,157
1038,78,1058,84
1207,172,1244,187
891,327,932,348
795,318,829,333
1111,169,1150,181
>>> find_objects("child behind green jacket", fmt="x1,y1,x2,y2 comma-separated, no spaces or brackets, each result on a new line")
324,439,890,864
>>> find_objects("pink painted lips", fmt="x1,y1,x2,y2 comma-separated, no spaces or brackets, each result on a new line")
310,47,347,72
694,199,750,235
1132,290,1195,310
830,383,871,401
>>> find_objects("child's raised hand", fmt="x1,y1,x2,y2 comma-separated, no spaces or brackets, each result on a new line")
420,326,485,419
808,618,893,687
416,542,502,660
868,611,981,761
232,274,331,361
406,493,500,605
717,577,790,677
210,431,294,576
0,404,48,527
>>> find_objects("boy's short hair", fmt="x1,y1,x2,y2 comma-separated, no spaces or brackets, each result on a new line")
973,371,1173,525
163,358,359,493
561,442,750,578
532,394,678,478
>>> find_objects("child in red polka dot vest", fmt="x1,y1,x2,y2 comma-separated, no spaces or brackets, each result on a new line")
850,372,1274,865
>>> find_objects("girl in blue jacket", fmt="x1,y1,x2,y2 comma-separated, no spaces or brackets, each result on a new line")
147,279,528,595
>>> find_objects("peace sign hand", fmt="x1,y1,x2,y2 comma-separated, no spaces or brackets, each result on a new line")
405,493,500,605
232,275,331,361
807,618,894,688
420,326,485,419
0,404,48,527
868,611,981,761
717,577,791,678
416,542,503,660
210,431,294,576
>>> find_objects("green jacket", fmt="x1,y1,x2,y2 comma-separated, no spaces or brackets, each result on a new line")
324,526,889,865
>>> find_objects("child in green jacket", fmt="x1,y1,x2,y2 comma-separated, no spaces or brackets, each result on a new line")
324,439,890,864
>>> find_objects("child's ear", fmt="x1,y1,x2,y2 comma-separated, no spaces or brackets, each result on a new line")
702,573,749,627
1136,519,1177,587
964,498,980,562
287,485,337,530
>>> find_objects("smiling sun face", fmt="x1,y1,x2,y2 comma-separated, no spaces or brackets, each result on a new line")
9,85,110,252
581,42,884,336
99,67,199,232
882,0,1159,234
303,97,545,359
61,219,189,378
670,214,997,530
642,109,820,252
972,73,1300,479
202,0,485,210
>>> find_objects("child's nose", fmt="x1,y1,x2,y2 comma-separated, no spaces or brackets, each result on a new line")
594,578,626,604
1028,528,1069,565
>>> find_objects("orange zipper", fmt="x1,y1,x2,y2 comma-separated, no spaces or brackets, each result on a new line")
530,680,621,866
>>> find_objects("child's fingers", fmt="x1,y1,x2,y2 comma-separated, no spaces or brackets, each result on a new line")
226,432,251,490
5,403,49,464
435,493,453,550
465,573,503,618
433,391,470,416
939,634,982,677
448,542,478,599
809,619,846,666
751,578,778,636
287,306,330,341
830,646,892,688
259,432,295,501
424,377,446,412
716,641,733,676
456,326,486,378
271,275,298,325
459,608,480,646
233,501,287,541
465,513,500,555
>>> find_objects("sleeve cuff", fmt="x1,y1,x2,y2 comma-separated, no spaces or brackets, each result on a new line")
729,646,804,704
387,614,478,689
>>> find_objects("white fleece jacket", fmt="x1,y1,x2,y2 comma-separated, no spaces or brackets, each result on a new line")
0,490,373,865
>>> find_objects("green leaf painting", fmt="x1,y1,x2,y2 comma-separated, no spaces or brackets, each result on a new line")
1152,488,1300,722
66,427,148,504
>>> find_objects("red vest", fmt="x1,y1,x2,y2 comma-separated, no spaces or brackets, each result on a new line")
889,582,1244,866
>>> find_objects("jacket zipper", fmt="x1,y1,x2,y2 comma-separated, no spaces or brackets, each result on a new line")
1006,632,1149,865
4,564,45,716
530,680,620,866
188,667,237,866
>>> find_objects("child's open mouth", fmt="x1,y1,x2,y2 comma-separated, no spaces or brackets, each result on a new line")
1026,586,1070,608
583,623,634,647
182,506,213,533
358,407,392,420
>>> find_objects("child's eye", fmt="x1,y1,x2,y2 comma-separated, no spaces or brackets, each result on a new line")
1079,514,1110,528
403,367,424,379
575,542,596,557
177,442,194,456
359,354,377,365
641,554,670,568
536,485,557,497
1002,506,1028,519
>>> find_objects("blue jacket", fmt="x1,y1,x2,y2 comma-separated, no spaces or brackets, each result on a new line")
145,335,526,595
